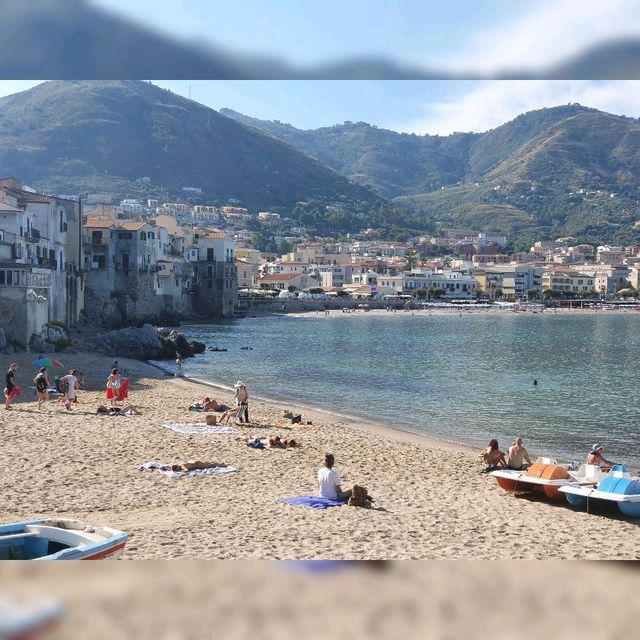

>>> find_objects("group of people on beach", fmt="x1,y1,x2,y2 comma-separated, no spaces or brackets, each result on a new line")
3,360,132,412
480,438,616,472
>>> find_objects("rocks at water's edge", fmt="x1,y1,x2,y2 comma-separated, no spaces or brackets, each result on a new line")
94,324,206,360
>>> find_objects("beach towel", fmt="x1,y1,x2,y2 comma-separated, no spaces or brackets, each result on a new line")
138,461,238,478
279,496,346,509
161,423,240,435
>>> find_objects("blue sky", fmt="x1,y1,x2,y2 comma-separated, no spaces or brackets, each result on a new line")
90,0,640,73
2,80,640,134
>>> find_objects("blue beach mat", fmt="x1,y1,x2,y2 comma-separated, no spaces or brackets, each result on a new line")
280,495,346,509
139,461,238,478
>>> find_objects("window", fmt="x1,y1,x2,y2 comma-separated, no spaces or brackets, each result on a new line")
59,210,64,232
207,248,214,261
0,271,4,285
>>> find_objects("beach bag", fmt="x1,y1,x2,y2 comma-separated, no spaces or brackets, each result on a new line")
348,485,369,508
205,414,217,426
58,377,68,394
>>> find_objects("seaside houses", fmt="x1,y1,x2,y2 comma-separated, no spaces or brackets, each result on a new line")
83,214,237,326
0,178,83,348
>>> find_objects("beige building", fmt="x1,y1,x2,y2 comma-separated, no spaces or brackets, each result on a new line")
542,271,595,295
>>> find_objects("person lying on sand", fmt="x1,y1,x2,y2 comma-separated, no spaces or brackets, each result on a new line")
200,396,226,411
480,439,507,472
269,435,298,449
162,461,229,472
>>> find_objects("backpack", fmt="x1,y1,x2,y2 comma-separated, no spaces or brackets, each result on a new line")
348,485,371,508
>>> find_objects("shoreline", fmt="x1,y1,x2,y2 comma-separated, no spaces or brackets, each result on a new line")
148,360,479,457
1,350,639,559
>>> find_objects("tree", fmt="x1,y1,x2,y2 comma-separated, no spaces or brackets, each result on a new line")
413,288,428,299
336,289,350,297
287,285,298,293
526,288,539,299
428,287,445,299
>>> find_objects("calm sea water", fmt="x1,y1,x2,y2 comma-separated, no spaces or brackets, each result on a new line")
173,313,640,468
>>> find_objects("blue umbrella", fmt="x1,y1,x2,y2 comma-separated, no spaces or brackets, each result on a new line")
32,357,53,368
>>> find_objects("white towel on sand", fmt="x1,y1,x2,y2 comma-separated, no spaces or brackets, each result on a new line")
138,461,238,478
161,423,239,435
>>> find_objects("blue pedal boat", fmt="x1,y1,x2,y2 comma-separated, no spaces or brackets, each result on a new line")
559,465,640,518
0,518,127,560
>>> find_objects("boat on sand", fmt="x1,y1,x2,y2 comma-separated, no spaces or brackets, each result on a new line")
0,595,64,640
491,459,605,500
559,465,640,517
0,518,127,560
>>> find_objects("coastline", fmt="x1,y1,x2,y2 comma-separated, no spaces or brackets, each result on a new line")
1,349,639,560
149,360,478,457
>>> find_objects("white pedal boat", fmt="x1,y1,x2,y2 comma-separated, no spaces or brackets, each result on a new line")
0,518,127,560
559,465,640,517
491,458,606,500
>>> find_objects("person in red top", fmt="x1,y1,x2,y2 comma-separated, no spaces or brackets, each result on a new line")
4,363,20,410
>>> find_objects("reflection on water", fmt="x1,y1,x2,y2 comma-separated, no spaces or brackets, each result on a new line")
179,313,640,468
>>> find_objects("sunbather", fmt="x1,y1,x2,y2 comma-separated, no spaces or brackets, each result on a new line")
507,437,532,470
162,460,229,472
219,405,243,423
480,439,507,471
269,436,298,449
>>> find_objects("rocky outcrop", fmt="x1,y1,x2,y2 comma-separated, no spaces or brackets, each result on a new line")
0,327,7,353
95,324,206,360
29,334,56,354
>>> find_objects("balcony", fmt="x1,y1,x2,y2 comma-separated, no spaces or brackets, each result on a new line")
24,229,41,243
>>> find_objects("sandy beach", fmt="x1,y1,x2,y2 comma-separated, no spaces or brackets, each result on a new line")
0,351,638,560
3,561,639,639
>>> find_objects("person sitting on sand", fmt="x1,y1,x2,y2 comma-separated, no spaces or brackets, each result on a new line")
162,461,229,472
318,453,352,502
507,437,532,470
480,439,507,472
586,443,614,471
219,405,243,423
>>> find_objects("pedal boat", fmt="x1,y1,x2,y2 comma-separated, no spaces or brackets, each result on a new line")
559,465,640,517
0,518,127,560
491,458,605,500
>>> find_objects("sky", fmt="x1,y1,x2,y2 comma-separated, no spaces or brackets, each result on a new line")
89,0,640,74
2,79,640,136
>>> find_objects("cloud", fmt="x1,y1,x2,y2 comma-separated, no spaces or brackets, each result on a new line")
397,81,640,136
445,0,640,74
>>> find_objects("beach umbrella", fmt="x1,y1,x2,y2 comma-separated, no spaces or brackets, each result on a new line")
32,357,53,368
31,357,64,369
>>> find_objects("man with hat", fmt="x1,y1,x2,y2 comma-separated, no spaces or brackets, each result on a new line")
233,380,249,423
586,443,614,471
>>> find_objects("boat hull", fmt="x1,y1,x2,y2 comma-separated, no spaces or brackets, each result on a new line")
0,518,127,560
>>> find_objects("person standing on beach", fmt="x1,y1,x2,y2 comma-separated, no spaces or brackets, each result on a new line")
175,352,183,372
4,362,19,410
33,367,50,409
234,380,249,423
60,369,79,411
106,368,122,407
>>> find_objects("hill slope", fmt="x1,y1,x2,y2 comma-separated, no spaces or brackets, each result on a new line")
0,81,380,211
223,105,640,243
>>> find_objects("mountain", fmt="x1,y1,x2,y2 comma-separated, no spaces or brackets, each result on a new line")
222,105,640,243
0,80,380,212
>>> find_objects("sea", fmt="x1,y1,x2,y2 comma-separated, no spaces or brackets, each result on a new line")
166,312,640,469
